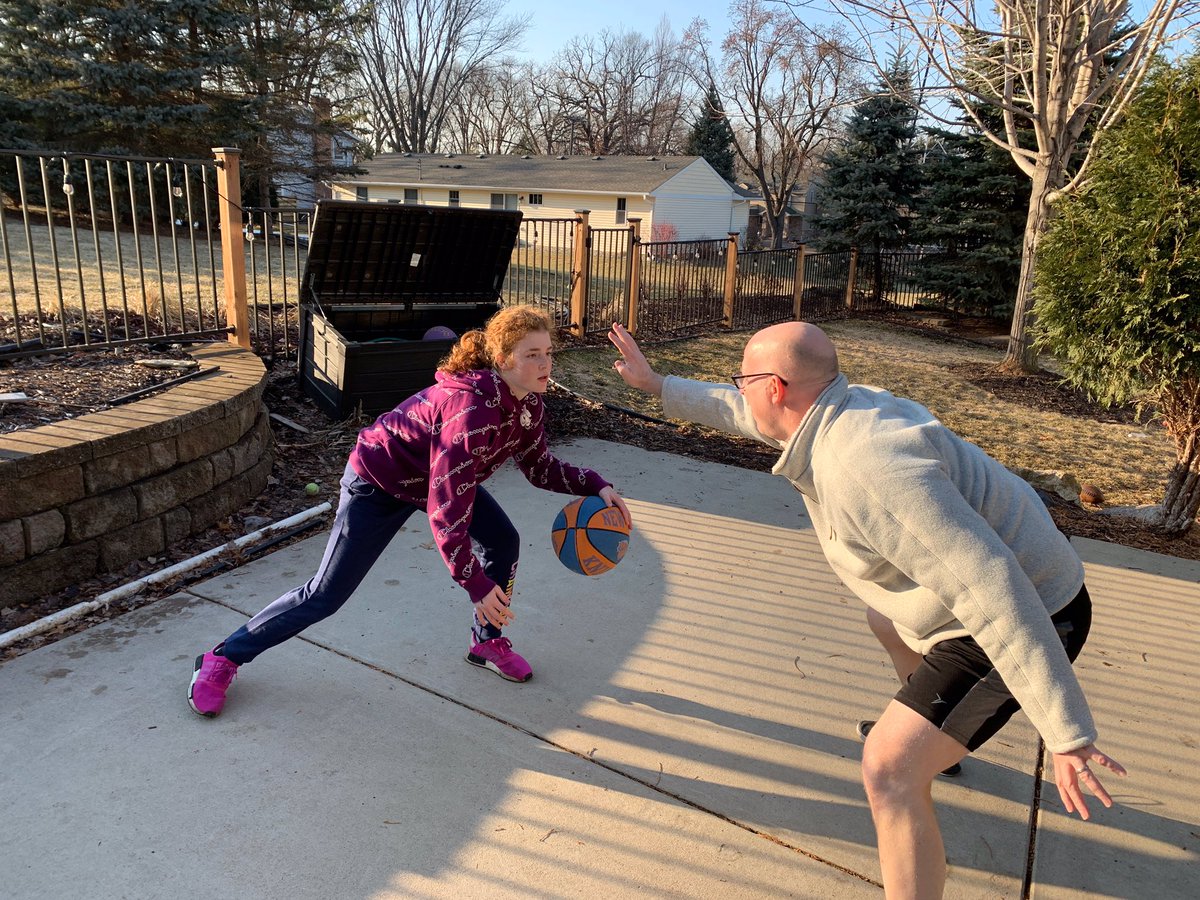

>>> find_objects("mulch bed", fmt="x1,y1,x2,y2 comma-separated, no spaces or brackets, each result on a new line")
1,344,196,433
945,362,1142,425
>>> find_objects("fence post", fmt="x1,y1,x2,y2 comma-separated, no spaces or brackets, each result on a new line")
213,147,250,349
569,209,590,337
626,217,642,334
844,246,860,311
722,231,738,327
792,243,806,320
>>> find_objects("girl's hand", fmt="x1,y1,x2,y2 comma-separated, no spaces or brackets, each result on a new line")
599,485,632,529
475,585,514,629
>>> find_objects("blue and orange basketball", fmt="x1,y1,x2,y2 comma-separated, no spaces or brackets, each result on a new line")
551,496,630,576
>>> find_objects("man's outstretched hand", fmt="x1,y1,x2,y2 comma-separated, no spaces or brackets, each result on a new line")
1052,744,1128,820
608,323,665,396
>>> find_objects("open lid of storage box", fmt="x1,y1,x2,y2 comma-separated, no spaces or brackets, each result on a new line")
301,200,523,309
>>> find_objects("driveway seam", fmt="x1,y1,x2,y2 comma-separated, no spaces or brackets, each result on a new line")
1021,740,1047,899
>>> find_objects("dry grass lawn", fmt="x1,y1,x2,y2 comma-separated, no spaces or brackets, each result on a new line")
552,319,1175,511
1,217,306,322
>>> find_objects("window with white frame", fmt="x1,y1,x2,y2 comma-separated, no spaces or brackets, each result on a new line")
528,193,543,205
449,190,460,207
355,186,368,202
616,197,627,224
491,192,518,210
404,188,418,205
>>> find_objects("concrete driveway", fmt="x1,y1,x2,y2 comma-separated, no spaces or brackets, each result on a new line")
2,439,1196,898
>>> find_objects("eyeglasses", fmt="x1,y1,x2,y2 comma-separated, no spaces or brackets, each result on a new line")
731,372,788,391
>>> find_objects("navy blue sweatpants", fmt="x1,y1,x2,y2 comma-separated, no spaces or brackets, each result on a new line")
220,462,518,665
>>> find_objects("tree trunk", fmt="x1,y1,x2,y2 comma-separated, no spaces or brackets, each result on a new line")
1160,385,1200,535
1160,447,1199,536
771,211,785,249
1002,165,1057,374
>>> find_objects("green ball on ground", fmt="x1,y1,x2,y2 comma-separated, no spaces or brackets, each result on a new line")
305,482,320,495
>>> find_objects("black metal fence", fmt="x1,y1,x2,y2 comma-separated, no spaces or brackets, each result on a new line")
2,144,968,364
240,206,313,360
733,248,797,328
797,251,852,319
635,239,727,335
586,226,632,335
1,148,226,357
854,250,937,311
505,217,575,327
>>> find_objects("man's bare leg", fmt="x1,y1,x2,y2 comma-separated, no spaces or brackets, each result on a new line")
862,701,969,899
867,607,924,684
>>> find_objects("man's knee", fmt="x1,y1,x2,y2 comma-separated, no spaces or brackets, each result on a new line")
861,737,928,807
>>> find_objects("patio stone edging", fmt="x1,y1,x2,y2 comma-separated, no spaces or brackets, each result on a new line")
0,343,273,610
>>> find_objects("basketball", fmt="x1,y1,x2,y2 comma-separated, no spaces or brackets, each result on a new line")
551,496,630,576
423,325,457,341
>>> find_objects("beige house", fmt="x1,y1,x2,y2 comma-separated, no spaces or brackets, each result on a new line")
329,153,752,244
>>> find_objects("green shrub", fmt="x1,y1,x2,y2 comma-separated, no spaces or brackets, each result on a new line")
1034,54,1200,533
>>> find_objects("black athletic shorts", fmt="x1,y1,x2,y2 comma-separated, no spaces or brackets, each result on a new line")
895,584,1092,752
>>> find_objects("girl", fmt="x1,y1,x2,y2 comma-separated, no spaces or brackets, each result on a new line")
189,305,630,716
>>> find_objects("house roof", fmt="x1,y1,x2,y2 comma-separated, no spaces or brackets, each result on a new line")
340,153,728,195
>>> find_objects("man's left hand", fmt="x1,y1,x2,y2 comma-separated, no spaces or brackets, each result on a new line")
1052,743,1128,820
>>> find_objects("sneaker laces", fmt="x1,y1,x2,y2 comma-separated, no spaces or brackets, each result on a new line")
489,637,513,657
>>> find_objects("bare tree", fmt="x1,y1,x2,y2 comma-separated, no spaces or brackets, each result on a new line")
694,1,861,248
353,0,527,153
812,0,1198,371
548,23,694,155
445,62,532,153
514,66,576,154
333,73,391,155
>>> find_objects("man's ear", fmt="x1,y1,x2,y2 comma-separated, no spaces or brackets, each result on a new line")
769,375,786,403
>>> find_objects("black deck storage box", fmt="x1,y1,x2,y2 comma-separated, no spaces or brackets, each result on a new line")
299,200,523,419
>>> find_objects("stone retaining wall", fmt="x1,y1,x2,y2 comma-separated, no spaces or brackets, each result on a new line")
0,344,273,610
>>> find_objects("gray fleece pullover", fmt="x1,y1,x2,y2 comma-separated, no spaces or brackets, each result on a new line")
663,373,1095,753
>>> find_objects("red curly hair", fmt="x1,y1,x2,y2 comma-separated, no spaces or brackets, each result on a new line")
439,304,553,374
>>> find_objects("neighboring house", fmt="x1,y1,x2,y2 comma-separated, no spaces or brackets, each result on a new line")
741,179,820,247
273,97,360,207
328,153,752,245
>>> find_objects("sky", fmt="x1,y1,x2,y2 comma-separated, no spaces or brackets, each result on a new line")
502,1,858,65
502,0,735,62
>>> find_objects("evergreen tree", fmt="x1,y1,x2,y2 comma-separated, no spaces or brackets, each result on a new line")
1034,54,1200,535
911,106,1029,318
813,59,922,301
0,0,249,157
685,83,736,182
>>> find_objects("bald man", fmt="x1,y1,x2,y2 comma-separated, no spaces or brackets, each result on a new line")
609,322,1125,899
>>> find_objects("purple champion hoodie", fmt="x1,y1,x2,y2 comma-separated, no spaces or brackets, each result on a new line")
349,368,610,604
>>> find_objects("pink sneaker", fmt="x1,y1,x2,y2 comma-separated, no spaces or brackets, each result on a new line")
188,648,239,717
466,636,532,683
